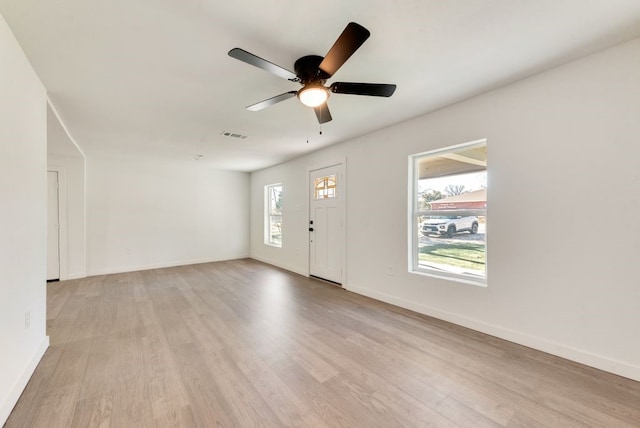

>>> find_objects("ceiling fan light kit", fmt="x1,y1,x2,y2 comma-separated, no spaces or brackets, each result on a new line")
298,85,329,107
228,22,396,124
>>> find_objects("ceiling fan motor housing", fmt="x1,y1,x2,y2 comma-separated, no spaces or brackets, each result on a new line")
294,55,328,85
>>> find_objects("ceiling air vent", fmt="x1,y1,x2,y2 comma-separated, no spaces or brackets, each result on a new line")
221,131,248,139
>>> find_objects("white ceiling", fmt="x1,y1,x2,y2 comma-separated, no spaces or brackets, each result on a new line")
2,0,640,171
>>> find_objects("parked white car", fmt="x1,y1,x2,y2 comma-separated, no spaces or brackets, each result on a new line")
420,216,479,238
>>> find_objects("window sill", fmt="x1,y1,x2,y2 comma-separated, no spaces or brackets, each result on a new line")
409,267,487,287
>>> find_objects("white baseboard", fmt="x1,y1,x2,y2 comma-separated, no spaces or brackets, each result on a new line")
87,254,250,276
346,284,640,382
0,336,49,426
250,256,308,278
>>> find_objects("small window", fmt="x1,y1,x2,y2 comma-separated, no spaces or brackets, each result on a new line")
409,140,487,285
265,184,283,247
314,175,337,199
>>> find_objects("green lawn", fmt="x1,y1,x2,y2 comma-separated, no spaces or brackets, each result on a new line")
418,241,485,272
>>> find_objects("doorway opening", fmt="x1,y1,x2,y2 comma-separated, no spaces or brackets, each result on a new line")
47,170,60,281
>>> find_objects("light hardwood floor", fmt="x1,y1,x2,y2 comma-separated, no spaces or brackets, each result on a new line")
6,259,640,427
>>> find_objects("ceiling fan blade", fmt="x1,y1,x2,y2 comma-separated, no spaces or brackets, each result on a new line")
228,48,298,81
330,82,397,97
314,103,332,124
246,91,297,111
318,22,370,78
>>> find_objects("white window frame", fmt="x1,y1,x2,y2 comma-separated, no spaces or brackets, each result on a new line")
408,139,487,287
265,183,283,247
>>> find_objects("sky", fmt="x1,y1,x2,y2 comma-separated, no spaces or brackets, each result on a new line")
418,171,487,194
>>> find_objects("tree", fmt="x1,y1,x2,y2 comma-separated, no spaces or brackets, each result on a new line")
444,184,465,196
418,189,443,210
270,186,283,214
275,189,282,212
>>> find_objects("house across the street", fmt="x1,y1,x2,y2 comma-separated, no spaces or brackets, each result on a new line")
430,188,486,210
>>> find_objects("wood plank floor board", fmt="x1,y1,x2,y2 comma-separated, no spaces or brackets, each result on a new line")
383,323,637,428
233,347,329,427
435,395,508,428
92,278,120,338
387,341,517,426
345,331,518,425
75,333,118,401
178,310,226,356
110,327,154,427
309,326,458,424
6,259,640,427
47,291,92,346
277,290,598,428
268,354,366,427
207,347,284,427
390,331,639,427
46,280,76,320
343,329,598,428
170,342,240,427
3,344,65,427
505,410,580,428
289,347,340,384
323,370,416,427
30,383,83,427
70,389,114,428
175,287,215,316
70,346,116,428
26,338,93,427
506,350,640,424
342,297,509,361
140,324,191,424
381,334,538,419
277,316,457,426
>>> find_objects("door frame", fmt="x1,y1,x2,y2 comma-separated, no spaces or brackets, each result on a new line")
47,166,68,280
307,158,347,287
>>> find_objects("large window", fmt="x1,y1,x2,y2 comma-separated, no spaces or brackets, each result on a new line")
409,140,487,285
265,183,283,247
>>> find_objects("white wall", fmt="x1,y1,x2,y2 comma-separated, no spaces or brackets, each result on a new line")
87,157,250,275
251,38,640,381
0,13,49,425
250,160,315,276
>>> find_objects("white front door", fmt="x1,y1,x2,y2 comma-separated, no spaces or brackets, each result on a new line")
47,171,60,281
309,163,344,284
